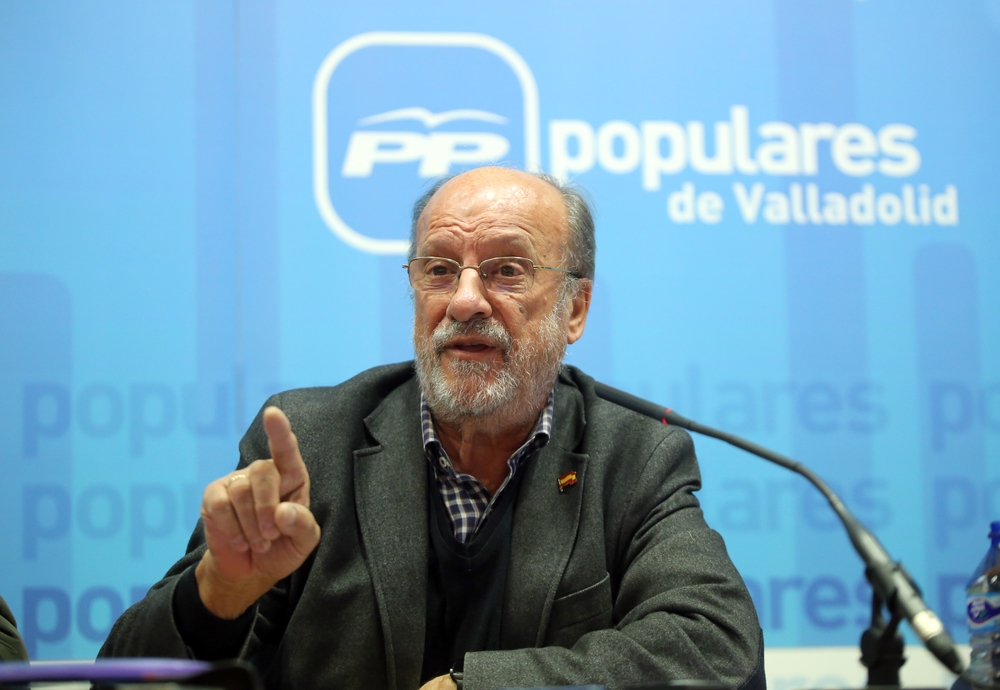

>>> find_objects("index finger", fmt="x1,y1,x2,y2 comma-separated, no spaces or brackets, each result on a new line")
262,406,307,485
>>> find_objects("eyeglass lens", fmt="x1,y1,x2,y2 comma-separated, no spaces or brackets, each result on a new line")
408,257,534,293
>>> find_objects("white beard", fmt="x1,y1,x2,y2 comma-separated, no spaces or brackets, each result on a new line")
414,297,570,430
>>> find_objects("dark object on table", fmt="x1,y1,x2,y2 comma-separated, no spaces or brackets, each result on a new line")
0,597,28,662
0,658,261,690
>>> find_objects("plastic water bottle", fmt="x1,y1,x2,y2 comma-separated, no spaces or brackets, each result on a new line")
967,521,1000,689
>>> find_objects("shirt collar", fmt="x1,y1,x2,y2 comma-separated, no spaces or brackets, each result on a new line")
420,388,555,455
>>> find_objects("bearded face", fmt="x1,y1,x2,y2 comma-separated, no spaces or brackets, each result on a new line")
414,290,571,427
409,168,591,429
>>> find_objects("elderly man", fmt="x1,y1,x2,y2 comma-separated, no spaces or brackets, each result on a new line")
100,167,764,690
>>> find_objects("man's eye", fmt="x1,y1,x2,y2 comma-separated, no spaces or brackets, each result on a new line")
423,260,455,276
491,260,527,277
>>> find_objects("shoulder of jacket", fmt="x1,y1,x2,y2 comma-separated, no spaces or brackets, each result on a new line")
560,364,688,445
242,362,417,442
269,361,415,406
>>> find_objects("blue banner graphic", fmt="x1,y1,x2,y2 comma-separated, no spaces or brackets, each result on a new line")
0,0,998,659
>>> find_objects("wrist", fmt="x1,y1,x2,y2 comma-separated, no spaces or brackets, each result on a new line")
195,554,267,619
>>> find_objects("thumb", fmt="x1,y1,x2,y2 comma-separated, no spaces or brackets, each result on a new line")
274,502,321,551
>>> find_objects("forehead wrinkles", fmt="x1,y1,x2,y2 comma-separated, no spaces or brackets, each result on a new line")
420,218,544,263
415,169,571,265
425,207,533,236
419,192,566,256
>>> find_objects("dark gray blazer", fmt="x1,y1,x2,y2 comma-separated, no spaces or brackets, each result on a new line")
100,363,763,690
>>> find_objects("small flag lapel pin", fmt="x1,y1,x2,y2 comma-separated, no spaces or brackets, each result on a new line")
557,471,578,492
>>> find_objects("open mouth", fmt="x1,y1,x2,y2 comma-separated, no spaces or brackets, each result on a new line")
445,338,498,355
431,319,513,360
452,343,491,353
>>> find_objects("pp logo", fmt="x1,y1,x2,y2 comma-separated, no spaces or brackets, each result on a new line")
312,32,541,255
341,107,511,180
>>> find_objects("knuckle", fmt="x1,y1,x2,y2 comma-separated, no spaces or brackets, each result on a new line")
249,459,277,481
249,457,272,470
230,491,254,515
203,480,226,503
227,480,251,500
203,493,233,519
201,487,229,514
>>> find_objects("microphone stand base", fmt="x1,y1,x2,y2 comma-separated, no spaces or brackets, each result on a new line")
860,580,907,687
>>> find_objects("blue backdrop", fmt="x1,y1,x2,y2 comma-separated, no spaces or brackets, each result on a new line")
1,0,998,661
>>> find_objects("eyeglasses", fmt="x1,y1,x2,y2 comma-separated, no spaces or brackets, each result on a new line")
403,256,581,294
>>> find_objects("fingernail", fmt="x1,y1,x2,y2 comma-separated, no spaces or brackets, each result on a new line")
262,522,278,540
251,539,271,553
231,537,249,552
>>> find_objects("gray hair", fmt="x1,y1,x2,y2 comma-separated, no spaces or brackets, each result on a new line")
408,170,596,282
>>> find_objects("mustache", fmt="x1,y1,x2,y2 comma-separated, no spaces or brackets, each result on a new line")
431,318,513,356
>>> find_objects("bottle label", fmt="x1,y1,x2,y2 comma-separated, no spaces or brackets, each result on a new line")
968,594,1000,631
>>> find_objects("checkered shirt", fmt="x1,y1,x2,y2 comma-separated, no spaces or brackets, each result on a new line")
421,390,554,544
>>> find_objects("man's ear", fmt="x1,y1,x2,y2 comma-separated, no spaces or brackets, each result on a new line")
566,279,593,345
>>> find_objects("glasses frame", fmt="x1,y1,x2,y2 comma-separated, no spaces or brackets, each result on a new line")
402,256,582,294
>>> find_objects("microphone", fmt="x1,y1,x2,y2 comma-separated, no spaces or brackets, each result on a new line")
592,380,966,677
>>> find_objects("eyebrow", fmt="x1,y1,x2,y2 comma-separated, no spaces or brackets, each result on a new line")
419,234,536,258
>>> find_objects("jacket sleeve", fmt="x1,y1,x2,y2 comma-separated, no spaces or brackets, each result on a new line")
463,426,765,690
97,545,213,659
98,402,281,662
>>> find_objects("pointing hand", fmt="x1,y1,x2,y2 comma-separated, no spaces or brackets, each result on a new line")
195,407,321,619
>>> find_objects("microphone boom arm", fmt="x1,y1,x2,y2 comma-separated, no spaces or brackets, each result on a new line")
591,380,965,679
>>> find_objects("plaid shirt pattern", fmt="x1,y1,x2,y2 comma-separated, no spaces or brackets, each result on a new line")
421,390,554,544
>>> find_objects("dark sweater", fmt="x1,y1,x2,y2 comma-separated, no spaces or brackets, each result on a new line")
421,466,524,682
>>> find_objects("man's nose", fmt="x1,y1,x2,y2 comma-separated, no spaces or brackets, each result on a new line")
446,267,493,323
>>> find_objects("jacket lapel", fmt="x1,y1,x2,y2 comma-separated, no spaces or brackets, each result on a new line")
354,378,427,690
502,376,589,648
